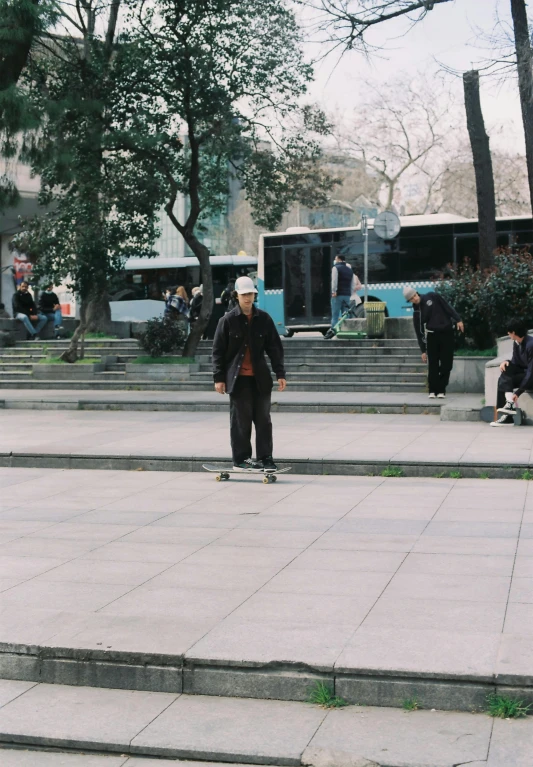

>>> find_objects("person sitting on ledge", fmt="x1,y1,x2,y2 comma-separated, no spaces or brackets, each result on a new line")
12,282,47,340
491,317,533,427
39,283,65,337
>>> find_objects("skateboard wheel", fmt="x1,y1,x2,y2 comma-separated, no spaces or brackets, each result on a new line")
222,473,230,480
271,475,277,482
263,476,269,484
216,475,222,481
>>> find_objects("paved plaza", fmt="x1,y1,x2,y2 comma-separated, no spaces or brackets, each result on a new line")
0,466,531,683
0,407,530,466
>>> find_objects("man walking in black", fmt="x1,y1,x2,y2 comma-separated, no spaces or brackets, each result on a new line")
490,317,533,427
212,276,286,472
404,286,464,399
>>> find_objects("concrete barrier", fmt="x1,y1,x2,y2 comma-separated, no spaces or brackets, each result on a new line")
447,357,486,393
125,362,199,381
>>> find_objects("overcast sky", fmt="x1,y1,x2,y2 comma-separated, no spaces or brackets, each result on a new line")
303,0,523,153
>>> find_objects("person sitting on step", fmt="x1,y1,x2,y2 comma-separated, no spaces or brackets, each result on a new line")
12,282,47,340
491,317,533,427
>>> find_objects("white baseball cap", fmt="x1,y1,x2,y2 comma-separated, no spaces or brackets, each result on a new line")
235,276,257,294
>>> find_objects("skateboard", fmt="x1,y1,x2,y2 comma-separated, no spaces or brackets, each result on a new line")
513,407,527,426
202,463,292,484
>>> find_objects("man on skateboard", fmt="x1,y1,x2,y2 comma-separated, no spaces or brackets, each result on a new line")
212,276,287,472
491,317,533,427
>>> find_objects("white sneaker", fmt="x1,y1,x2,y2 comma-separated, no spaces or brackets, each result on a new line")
490,414,514,427
437,393,446,399
428,393,436,399
497,401,516,415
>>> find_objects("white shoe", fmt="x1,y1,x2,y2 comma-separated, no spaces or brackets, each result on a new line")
437,393,446,399
497,402,516,415
428,393,436,399
490,414,514,427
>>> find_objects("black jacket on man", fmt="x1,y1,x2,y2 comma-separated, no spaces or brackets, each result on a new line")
212,304,286,395
39,291,59,313
12,290,37,318
509,334,533,397
413,292,461,353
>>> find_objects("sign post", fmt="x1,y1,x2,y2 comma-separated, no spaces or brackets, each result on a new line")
361,213,369,309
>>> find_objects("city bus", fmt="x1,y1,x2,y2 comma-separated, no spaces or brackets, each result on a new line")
256,214,533,336
112,254,257,333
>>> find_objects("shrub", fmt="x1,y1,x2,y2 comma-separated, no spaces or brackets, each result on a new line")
139,315,187,358
437,248,533,350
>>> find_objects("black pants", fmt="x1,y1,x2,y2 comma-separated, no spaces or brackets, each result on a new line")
229,377,273,464
426,328,455,395
496,362,526,409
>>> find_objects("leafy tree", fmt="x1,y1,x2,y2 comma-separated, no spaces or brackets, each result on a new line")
121,0,336,357
10,0,166,360
437,248,533,349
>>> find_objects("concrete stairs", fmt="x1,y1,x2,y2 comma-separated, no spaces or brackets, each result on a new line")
0,337,426,392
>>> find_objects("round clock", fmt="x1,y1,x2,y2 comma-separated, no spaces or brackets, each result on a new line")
373,210,401,240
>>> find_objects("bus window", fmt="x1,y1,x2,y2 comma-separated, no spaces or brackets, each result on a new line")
284,248,307,322
399,233,454,280
310,246,331,318
264,247,282,289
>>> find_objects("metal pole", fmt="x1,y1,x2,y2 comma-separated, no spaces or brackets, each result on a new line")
362,213,369,310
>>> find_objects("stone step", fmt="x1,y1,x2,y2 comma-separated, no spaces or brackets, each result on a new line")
191,371,426,382
197,364,425,374
0,681,501,767
0,363,34,372
0,379,425,391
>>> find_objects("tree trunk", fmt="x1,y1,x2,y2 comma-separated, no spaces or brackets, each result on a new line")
463,70,497,270
59,285,111,362
510,0,533,215
180,236,213,358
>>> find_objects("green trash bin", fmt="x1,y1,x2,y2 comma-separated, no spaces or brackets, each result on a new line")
365,301,387,338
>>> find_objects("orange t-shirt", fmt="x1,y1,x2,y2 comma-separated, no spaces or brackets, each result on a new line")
239,313,254,376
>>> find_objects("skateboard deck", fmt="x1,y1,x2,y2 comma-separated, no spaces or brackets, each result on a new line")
202,464,292,483
513,407,527,426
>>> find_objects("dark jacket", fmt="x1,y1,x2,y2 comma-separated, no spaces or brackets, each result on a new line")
334,262,353,296
509,334,533,396
212,304,286,395
39,291,59,313
12,290,37,318
413,292,461,353
189,292,203,322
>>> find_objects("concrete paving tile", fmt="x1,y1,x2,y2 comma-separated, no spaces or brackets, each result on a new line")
26,522,138,543
0,683,178,751
0,680,37,708
187,617,355,669
487,716,533,766
398,553,515,577
83,542,202,563
308,705,491,767
211,529,322,549
412,536,517,555
181,545,302,569
517,538,533,556
509,577,533,603
236,515,335,532
147,563,278,591
520,523,533,538
99,585,250,621
150,513,244,529
0,538,99,559
33,558,171,586
227,592,373,627
130,694,326,762
261,569,391,598
513,557,533,578
311,532,417,552
383,573,511,603
330,519,427,535
504,603,533,634
335,627,500,678
362,596,506,633
75,510,174,525
496,634,533,684
288,549,406,572
119,527,224,546
0,580,134,612
0,749,128,766
433,506,524,523
423,520,520,538
344,504,436,520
